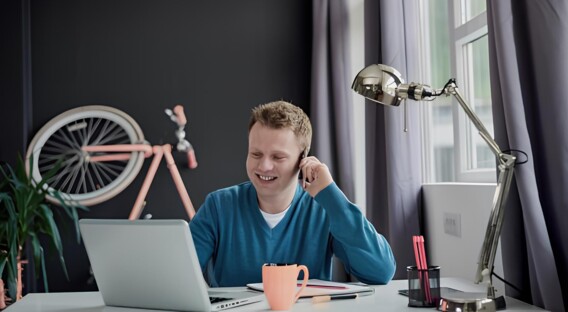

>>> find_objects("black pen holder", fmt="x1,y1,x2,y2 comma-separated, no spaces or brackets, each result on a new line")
407,266,441,307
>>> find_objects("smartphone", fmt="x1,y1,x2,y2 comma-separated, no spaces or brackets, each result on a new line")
298,149,308,180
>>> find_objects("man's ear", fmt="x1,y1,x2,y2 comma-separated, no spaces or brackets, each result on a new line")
303,146,310,158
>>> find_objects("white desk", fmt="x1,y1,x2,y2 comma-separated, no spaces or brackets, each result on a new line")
4,278,545,312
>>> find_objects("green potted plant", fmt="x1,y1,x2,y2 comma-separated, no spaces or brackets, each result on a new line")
0,156,86,308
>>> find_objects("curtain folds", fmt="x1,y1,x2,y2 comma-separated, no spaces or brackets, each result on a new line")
311,0,354,282
487,1,566,311
311,0,355,202
363,0,422,279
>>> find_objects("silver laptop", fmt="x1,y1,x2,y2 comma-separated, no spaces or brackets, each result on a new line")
79,219,264,311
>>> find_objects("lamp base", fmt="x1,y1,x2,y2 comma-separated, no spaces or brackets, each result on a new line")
438,292,506,312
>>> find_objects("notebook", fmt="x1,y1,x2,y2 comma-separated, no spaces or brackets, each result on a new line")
79,219,264,311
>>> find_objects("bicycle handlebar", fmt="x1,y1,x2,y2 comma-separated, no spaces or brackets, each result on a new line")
171,105,197,169
173,105,187,126
187,149,198,169
169,105,197,169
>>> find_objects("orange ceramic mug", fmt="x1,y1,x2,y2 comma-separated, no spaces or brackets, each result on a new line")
262,263,309,310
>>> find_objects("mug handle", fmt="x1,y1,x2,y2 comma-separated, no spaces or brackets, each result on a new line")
293,265,309,302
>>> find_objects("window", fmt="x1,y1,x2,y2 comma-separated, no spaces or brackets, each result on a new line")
419,0,495,183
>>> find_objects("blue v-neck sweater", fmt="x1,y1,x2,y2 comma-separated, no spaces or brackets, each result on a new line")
189,181,395,287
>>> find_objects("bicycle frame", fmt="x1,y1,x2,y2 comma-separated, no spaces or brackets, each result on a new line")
82,105,197,220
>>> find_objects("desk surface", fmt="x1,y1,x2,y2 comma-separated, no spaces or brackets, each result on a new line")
4,278,545,312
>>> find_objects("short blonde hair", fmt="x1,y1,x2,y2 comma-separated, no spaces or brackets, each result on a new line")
248,101,312,154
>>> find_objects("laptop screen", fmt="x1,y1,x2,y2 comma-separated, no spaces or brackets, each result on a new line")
79,219,212,311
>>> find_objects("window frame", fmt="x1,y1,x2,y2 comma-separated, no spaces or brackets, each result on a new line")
420,0,496,184
452,5,495,183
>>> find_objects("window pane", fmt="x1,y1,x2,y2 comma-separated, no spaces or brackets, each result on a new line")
464,34,493,170
428,0,454,182
429,1,451,87
420,0,494,183
432,97,455,181
460,0,486,24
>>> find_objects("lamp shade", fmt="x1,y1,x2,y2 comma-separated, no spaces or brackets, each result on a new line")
351,64,404,106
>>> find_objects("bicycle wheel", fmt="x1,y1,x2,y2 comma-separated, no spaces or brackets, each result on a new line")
26,105,145,206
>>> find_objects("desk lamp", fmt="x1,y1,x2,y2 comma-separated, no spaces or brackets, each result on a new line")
352,64,516,312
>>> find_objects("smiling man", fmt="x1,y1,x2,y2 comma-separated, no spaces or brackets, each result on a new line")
190,101,395,287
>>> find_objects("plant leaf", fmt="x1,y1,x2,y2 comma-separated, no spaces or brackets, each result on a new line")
1,155,84,299
29,232,43,280
0,189,19,300
38,204,63,253
39,246,48,293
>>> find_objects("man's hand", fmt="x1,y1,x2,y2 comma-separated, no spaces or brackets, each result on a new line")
299,156,333,197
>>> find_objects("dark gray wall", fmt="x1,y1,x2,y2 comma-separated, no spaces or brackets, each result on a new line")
0,0,32,164
2,0,311,292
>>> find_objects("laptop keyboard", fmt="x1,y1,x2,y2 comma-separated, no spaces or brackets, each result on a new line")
210,296,231,303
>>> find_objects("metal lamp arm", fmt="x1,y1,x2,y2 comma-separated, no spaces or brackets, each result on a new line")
444,81,503,159
442,80,517,298
475,158,515,284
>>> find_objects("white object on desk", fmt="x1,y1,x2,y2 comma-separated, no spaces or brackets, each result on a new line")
4,278,546,312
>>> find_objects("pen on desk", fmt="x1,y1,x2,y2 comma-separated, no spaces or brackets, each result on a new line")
312,294,358,304
297,284,348,290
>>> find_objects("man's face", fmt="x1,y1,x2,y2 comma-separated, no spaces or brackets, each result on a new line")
246,123,303,200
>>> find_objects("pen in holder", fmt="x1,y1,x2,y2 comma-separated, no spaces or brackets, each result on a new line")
407,265,441,307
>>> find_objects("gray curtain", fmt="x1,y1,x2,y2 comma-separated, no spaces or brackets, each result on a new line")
311,0,355,201
311,0,354,282
487,1,566,311
363,0,422,279
311,0,421,282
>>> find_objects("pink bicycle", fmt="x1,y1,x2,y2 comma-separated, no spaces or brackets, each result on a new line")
25,104,198,219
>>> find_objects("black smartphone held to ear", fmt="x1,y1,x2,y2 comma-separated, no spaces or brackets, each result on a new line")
298,149,308,180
